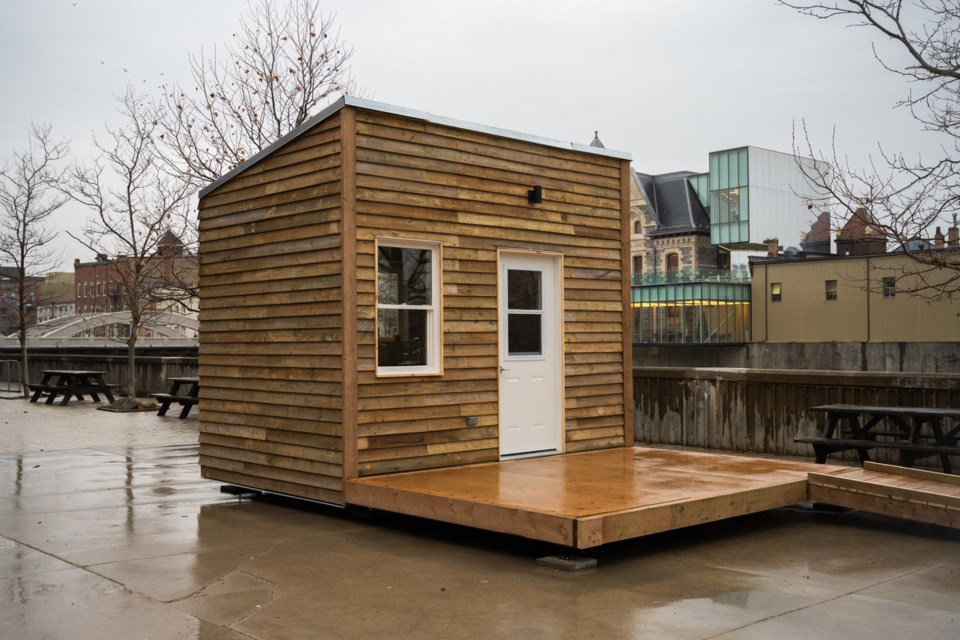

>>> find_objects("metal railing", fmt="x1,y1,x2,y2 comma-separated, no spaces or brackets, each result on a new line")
0,360,22,398
0,336,198,349
632,267,751,287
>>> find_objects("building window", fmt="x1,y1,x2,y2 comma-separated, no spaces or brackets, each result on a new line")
771,282,782,302
882,277,896,298
633,220,642,235
633,255,643,274
376,239,441,376
665,253,679,278
715,188,741,223
825,280,837,301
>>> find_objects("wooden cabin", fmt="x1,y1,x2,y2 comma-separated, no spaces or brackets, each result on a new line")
197,97,633,506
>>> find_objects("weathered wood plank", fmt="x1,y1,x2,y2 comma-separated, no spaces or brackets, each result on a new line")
808,469,960,529
201,465,344,505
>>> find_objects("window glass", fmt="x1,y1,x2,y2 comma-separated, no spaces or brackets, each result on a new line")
507,270,541,310
376,241,440,374
508,314,542,355
506,268,543,356
825,280,837,300
771,283,782,302
377,246,432,305
377,309,427,366
883,277,896,298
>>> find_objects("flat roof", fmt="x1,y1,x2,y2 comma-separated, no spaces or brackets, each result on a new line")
200,96,632,198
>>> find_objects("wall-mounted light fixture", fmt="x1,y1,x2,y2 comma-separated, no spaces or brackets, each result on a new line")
527,185,543,204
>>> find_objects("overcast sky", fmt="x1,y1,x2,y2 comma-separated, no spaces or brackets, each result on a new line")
1,0,947,269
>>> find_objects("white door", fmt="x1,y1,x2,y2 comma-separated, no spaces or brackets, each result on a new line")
498,252,562,458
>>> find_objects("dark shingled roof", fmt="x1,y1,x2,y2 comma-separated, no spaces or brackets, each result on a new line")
634,170,710,236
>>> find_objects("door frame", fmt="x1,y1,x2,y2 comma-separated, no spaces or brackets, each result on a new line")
496,249,565,459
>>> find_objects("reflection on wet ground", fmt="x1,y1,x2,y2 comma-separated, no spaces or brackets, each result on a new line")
1,399,959,639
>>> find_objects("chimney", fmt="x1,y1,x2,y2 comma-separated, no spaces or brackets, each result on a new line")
765,237,780,258
74,258,80,266
949,224,959,247
934,227,944,249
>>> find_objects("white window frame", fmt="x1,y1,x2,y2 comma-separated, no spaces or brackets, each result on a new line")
375,237,442,377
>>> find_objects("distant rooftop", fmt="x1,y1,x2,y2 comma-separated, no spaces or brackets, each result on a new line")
634,171,710,235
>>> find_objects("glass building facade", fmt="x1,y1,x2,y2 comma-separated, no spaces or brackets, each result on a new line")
632,146,826,345
632,271,751,344
709,148,750,245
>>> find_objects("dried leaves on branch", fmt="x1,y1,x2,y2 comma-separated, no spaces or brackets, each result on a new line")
782,1,960,299
156,0,360,186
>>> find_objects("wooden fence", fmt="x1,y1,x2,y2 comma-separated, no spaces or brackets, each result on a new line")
633,367,960,462
11,354,197,397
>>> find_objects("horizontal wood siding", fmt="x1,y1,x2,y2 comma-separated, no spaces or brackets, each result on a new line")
352,109,628,475
198,114,346,504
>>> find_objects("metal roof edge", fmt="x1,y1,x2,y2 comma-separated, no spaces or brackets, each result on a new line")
199,96,631,198
345,97,631,160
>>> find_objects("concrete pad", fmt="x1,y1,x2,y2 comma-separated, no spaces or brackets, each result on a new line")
715,594,960,639
2,398,959,640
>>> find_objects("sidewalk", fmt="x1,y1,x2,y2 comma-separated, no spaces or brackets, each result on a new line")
0,394,198,453
1,397,959,639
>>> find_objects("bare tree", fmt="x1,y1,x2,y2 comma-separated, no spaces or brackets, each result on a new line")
66,89,192,398
782,1,960,299
156,0,360,187
0,123,69,393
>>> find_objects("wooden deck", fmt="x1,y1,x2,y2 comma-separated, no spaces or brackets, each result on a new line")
809,461,960,529
344,446,844,549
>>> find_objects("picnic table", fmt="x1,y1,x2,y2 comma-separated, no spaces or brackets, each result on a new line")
28,370,118,406
795,403,960,473
152,376,199,419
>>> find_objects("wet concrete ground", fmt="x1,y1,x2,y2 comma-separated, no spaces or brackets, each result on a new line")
1,398,959,639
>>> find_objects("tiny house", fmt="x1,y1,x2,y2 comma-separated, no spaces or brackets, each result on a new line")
197,97,633,506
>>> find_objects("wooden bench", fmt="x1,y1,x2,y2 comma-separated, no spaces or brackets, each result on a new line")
28,382,119,404
28,383,63,403
795,435,960,468
151,392,198,419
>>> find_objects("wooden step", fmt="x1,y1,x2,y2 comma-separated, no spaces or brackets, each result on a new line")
808,462,960,529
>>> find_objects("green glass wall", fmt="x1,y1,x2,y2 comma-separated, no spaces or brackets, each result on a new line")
631,281,751,344
709,148,750,245
688,173,710,210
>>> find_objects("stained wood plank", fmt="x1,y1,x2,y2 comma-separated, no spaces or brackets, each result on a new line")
201,466,344,506
808,464,960,530
346,447,833,548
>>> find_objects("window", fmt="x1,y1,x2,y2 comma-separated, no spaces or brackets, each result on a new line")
633,220,642,235
632,255,643,274
883,277,896,298
665,253,679,278
770,282,782,302
825,280,837,301
715,188,741,223
506,269,542,356
376,239,441,375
